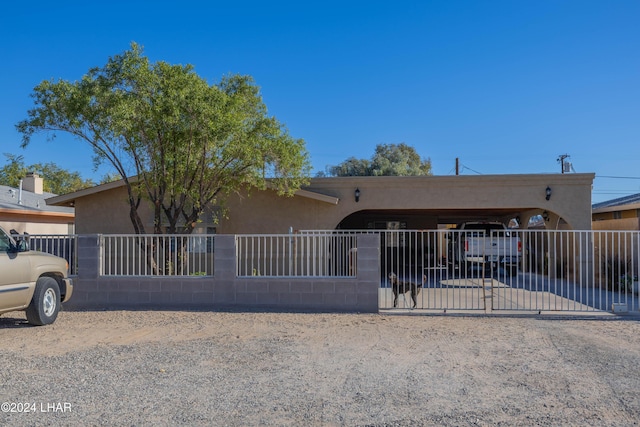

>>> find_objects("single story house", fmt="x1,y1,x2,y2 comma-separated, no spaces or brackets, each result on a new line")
47,173,595,235
47,172,605,313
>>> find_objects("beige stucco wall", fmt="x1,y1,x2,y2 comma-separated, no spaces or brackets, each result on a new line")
72,184,338,234
220,187,340,233
0,212,74,235
74,186,148,234
68,173,595,234
282,174,594,230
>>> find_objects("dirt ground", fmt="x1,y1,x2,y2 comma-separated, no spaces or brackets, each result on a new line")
2,309,640,426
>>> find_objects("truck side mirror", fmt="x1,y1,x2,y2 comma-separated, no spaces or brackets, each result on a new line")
13,240,30,252
20,240,29,252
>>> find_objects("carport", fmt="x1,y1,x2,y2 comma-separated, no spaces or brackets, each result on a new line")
317,173,595,233
337,207,534,229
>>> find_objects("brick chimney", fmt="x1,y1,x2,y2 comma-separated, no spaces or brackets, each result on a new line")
23,172,44,194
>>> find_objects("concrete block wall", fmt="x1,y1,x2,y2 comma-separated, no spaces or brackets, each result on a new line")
66,234,380,313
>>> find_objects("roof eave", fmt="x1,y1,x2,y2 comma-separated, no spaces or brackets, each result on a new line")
46,178,130,207
294,189,339,205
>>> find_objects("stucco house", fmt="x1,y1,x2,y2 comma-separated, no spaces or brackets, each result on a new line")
47,171,626,314
47,173,595,235
0,173,75,234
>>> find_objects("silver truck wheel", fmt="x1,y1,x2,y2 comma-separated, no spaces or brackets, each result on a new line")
25,277,60,326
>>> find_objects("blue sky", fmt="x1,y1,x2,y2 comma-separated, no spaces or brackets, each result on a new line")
1,0,638,203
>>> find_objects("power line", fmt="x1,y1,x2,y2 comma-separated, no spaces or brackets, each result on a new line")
593,191,639,195
460,165,483,175
448,158,482,175
596,175,640,180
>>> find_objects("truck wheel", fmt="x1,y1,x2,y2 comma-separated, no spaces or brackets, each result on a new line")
25,277,60,326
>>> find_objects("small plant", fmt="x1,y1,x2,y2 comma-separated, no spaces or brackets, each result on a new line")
190,271,207,276
619,274,639,293
603,256,632,291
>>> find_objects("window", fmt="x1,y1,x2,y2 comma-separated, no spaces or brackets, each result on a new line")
0,229,12,252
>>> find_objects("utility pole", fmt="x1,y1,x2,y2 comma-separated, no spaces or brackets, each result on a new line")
455,157,459,175
557,154,570,174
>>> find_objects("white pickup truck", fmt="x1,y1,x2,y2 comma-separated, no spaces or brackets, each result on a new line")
0,226,73,325
447,221,522,276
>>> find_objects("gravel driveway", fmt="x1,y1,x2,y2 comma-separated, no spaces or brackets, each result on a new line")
2,310,640,426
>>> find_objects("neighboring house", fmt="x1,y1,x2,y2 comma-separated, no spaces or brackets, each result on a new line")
0,173,75,234
592,193,640,231
47,173,596,234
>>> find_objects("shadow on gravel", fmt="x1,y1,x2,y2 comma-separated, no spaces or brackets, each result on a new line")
62,305,640,323
0,315,32,328
63,305,353,314
379,310,640,322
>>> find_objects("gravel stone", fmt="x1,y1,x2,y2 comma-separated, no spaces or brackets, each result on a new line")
1,310,640,426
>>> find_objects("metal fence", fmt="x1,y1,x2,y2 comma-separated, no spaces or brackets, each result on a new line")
301,229,640,313
26,229,640,313
25,234,78,275
236,233,358,277
101,234,215,276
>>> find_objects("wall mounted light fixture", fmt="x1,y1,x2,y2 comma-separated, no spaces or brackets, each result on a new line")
545,186,552,201
542,210,549,221
354,188,361,203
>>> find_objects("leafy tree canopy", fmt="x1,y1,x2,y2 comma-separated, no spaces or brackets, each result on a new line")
17,42,311,234
320,143,432,177
0,153,95,195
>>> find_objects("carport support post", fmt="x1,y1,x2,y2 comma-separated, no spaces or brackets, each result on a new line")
544,212,563,279
579,232,595,288
546,232,558,280
518,212,534,273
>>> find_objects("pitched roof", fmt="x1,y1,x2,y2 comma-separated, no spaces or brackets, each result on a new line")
592,193,640,210
0,184,74,215
47,177,340,206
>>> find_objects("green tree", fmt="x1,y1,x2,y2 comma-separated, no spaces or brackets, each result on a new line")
31,162,96,195
321,143,432,177
99,172,122,185
17,43,310,235
321,157,371,177
0,154,26,188
0,153,95,194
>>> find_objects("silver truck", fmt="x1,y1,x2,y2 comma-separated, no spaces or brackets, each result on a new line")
0,226,73,325
447,221,522,276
